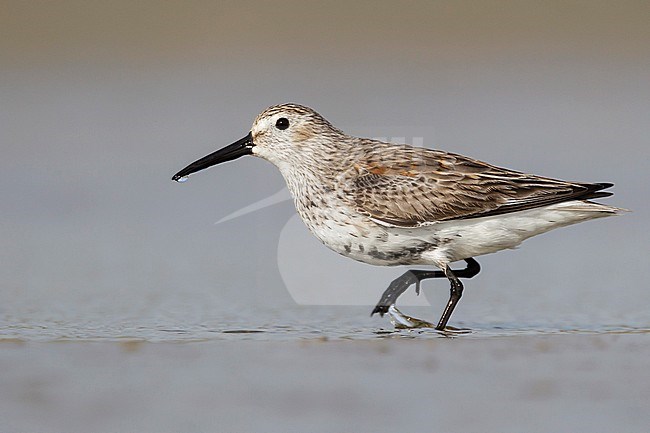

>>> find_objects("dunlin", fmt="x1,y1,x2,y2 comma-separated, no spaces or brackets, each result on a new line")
173,103,623,330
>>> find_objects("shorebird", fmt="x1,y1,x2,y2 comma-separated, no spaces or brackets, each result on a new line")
173,103,623,330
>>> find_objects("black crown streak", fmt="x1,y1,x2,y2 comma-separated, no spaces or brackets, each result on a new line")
172,132,254,181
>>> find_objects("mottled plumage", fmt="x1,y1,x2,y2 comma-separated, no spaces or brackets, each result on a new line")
173,103,624,330
349,144,612,226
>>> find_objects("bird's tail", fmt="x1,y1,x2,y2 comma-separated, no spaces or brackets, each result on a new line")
553,199,628,215
561,182,627,214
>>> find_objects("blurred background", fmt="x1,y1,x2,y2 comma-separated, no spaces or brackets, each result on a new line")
2,2,650,433
1,0,649,334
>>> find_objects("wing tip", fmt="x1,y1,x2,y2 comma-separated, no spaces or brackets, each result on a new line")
583,182,614,200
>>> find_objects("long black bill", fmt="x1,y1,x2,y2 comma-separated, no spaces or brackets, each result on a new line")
172,132,254,181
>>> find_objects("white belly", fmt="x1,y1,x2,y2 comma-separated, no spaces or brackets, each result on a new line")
299,199,620,269
419,200,620,267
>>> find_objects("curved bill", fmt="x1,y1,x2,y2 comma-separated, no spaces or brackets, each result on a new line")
172,132,254,181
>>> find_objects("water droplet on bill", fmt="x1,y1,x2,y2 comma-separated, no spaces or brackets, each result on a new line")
177,176,189,183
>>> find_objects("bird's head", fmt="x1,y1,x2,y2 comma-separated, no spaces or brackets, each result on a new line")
172,103,344,182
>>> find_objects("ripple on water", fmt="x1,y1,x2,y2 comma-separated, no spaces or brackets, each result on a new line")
1,306,649,342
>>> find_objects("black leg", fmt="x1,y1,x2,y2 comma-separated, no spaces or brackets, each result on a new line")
435,267,464,330
450,257,480,279
370,258,481,329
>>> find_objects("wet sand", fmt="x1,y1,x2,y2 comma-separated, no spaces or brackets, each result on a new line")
1,333,648,433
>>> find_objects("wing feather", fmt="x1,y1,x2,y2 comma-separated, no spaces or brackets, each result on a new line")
348,145,612,227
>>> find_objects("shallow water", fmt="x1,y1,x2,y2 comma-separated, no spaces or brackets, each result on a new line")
2,302,649,343
1,333,649,433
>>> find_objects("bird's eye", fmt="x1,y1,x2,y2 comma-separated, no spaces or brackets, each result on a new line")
275,117,289,130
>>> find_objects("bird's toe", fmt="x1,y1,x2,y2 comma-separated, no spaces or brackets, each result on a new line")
370,305,389,317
